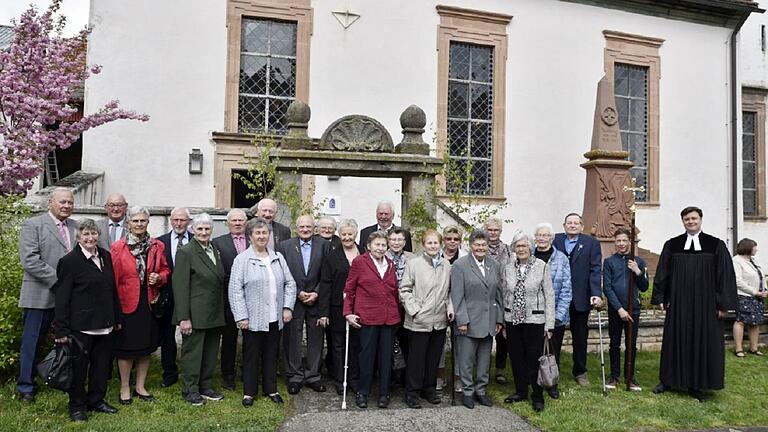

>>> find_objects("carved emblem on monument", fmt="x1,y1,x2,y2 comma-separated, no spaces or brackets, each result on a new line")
591,169,632,238
601,107,618,126
319,115,394,152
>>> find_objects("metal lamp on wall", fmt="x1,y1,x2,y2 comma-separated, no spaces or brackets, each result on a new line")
188,149,203,174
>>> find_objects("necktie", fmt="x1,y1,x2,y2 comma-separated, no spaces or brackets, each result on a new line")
234,235,245,253
301,242,311,274
109,223,117,243
178,233,186,246
57,221,71,251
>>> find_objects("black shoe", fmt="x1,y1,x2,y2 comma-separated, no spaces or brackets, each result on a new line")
18,392,35,403
118,396,132,405
183,392,205,406
475,394,493,407
306,381,326,393
87,401,118,414
423,393,441,405
688,388,707,402
532,400,545,412
652,383,668,394
268,393,284,404
334,382,344,396
242,396,254,407
132,390,154,402
405,395,422,409
161,376,178,388
223,379,235,391
504,393,527,403
69,410,87,422
355,393,367,409
200,389,224,401
288,382,302,395
462,394,475,409
547,386,560,399
377,395,390,409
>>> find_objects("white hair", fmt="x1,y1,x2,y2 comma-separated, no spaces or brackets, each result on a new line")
511,231,533,253
534,222,554,235
227,208,247,220
338,218,358,233
170,207,191,219
127,205,150,219
191,212,214,229
484,216,503,229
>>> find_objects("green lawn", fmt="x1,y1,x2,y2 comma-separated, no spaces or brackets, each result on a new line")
0,361,286,432
488,349,768,432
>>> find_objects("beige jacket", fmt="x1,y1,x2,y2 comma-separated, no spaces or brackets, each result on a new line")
399,253,454,332
733,255,764,297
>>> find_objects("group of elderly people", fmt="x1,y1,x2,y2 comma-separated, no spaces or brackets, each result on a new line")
36,191,583,421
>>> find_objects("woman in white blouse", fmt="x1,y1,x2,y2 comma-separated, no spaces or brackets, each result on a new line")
732,238,767,357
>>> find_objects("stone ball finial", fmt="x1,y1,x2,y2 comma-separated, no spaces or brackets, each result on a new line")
400,105,426,130
287,100,311,124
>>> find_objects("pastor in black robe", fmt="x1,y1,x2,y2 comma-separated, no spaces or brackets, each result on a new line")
651,232,737,391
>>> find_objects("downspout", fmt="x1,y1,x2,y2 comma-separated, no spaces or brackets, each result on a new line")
730,12,750,251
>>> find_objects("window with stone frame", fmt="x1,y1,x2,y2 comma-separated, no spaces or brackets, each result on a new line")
446,42,494,196
743,111,759,216
238,18,297,134
614,62,649,202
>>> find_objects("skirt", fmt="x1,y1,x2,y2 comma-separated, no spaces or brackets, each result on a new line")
736,295,766,325
113,282,160,359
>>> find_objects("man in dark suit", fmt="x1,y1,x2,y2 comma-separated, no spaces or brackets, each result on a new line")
17,187,77,402
277,215,330,395
156,207,193,387
211,208,249,391
553,213,602,386
359,201,412,252
256,198,291,250
95,193,128,251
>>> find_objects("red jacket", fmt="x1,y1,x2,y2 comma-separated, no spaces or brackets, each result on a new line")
343,252,400,326
111,238,170,314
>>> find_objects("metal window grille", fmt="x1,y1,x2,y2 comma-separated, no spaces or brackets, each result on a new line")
743,111,758,216
614,63,649,201
238,18,297,134
446,42,494,196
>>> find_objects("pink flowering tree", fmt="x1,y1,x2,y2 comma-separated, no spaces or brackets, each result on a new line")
0,0,149,195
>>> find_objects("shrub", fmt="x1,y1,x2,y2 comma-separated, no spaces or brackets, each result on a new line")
0,195,30,379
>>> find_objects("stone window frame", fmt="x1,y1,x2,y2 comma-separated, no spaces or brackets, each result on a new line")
603,30,663,206
224,0,312,133
742,87,767,220
436,5,511,203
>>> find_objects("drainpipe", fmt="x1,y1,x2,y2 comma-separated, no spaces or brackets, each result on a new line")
730,12,750,251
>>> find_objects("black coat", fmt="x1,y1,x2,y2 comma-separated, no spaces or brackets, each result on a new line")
53,246,122,338
320,244,363,332
276,237,330,318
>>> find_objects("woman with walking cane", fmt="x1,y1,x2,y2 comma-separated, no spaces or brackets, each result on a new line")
319,219,363,398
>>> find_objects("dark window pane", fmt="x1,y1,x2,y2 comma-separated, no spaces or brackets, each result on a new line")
744,111,756,134
239,55,268,94
743,134,755,161
447,159,468,194
238,96,266,132
470,45,493,83
448,82,469,119
448,121,468,156
744,161,757,189
270,21,297,56
620,131,629,152
629,99,647,132
617,98,629,131
628,66,648,98
744,189,757,216
268,98,291,134
629,168,647,201
469,122,491,158
614,65,629,97
270,58,296,97
470,84,492,120
629,133,647,167
468,160,491,195
449,43,470,80
241,19,269,54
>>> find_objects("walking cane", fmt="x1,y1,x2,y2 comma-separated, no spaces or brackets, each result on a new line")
450,324,456,406
341,319,350,410
596,308,608,397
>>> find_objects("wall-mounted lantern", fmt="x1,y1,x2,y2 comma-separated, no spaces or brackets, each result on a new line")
188,149,203,174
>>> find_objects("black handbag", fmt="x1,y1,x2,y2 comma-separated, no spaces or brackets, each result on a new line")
149,243,171,319
37,336,87,392
392,338,406,370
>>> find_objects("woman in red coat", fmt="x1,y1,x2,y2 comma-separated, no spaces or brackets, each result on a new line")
343,230,400,409
111,206,170,404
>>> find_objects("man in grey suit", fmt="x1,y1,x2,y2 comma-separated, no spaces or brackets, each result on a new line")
450,230,504,409
95,193,128,250
276,215,330,395
256,198,291,250
17,187,78,402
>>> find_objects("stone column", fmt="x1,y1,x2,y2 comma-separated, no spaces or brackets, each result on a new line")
401,175,436,236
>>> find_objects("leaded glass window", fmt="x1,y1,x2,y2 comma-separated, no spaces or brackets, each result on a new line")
238,18,297,134
446,42,493,195
614,63,648,201
743,111,758,216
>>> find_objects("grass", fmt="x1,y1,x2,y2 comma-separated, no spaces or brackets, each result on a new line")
0,361,286,432
487,349,768,432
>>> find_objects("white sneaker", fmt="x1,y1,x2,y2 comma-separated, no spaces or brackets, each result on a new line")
436,378,445,391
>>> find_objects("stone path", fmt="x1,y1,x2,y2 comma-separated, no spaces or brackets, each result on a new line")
279,383,539,432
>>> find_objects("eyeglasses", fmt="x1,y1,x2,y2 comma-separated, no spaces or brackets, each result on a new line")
534,234,552,239
444,237,461,242
106,203,127,209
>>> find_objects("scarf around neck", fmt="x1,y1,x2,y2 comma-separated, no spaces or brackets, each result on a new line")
510,259,534,325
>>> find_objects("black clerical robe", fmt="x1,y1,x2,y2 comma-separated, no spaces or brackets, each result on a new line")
651,232,737,391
